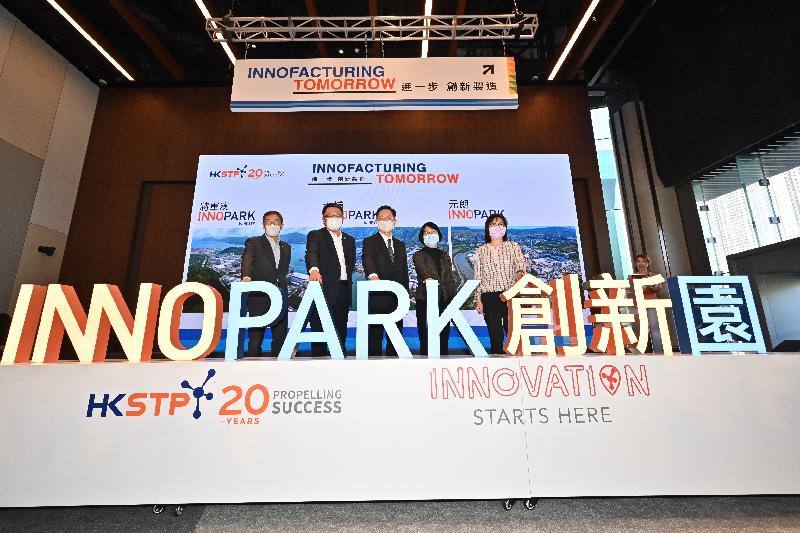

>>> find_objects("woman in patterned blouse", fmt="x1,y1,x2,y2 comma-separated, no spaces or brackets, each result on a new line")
473,214,527,354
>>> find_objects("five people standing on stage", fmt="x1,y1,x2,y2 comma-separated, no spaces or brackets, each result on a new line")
242,205,530,357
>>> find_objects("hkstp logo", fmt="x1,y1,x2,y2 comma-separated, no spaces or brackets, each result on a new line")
86,369,270,425
209,164,284,180
210,165,248,179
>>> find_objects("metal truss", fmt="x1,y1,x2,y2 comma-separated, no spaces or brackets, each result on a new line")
206,14,539,43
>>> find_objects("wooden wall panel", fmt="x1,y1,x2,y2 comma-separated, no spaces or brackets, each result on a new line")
124,182,194,301
61,85,611,304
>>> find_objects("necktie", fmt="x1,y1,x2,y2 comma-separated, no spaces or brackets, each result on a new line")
386,238,394,264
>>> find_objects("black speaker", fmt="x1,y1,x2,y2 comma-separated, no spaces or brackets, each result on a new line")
0,313,10,345
773,340,800,353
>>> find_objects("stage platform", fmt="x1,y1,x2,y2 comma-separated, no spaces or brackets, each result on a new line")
3,496,800,532
1,354,799,507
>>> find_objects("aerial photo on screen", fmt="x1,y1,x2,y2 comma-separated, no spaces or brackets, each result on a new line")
185,225,581,312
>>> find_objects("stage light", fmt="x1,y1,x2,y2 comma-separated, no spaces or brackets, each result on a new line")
547,0,601,81
45,0,134,81
193,0,237,65
421,0,433,58
339,49,344,54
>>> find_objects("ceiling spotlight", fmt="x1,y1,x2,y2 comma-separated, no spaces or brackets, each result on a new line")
421,0,433,58
339,49,344,54
548,0,601,80
193,0,236,65
45,0,133,81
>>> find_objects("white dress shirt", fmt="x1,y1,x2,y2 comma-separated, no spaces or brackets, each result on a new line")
329,230,347,280
309,230,347,280
266,235,281,268
369,233,393,279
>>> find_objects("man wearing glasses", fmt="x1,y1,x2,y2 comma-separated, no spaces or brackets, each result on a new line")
362,205,410,357
305,202,356,356
241,210,291,357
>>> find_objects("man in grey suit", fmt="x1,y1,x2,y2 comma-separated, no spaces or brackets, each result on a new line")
241,210,291,357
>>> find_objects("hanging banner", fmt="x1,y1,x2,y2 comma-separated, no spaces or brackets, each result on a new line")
230,57,518,112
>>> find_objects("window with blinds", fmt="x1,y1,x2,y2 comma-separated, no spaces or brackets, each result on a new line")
692,128,800,274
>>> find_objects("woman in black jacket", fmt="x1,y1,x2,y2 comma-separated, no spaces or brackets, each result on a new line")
412,222,458,356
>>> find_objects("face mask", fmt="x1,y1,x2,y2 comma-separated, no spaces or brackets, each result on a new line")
264,225,281,237
325,217,343,231
377,220,395,233
423,234,439,248
489,225,506,239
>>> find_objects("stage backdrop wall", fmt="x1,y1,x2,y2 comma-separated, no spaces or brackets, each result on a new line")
59,85,611,323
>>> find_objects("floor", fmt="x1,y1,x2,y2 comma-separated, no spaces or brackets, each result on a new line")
1,496,799,532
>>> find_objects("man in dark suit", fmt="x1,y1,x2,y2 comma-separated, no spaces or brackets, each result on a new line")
305,202,356,356
241,210,291,357
362,205,410,357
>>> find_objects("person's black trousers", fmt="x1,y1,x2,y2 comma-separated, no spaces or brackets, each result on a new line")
246,319,287,357
481,291,508,354
246,292,288,357
309,281,350,356
416,298,450,356
368,292,404,357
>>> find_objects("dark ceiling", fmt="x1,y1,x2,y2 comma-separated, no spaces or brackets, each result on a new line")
0,0,631,87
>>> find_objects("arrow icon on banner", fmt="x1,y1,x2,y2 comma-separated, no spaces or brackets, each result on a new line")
482,64,495,75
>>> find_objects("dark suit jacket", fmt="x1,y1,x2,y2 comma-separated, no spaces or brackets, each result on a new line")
412,248,458,303
304,228,356,301
362,233,410,296
241,235,290,292
241,235,290,318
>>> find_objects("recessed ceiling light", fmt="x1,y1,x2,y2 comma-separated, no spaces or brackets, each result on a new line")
548,0,601,81
45,0,134,81
421,0,433,58
193,0,236,65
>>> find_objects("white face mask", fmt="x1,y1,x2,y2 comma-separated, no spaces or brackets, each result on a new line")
377,220,395,233
264,225,281,237
423,233,440,248
325,217,343,231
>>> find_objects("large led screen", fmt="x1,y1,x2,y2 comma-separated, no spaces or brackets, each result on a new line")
183,154,584,351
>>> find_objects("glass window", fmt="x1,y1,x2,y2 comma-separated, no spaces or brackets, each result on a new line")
693,130,800,274
591,107,632,278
